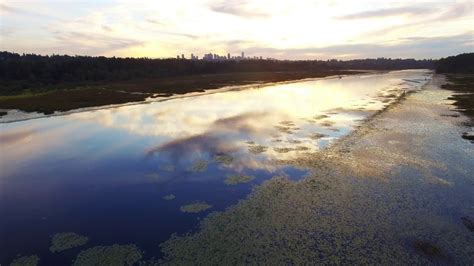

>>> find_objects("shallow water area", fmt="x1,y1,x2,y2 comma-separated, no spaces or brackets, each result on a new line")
0,70,431,264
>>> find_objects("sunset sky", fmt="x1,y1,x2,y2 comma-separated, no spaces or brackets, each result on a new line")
1,0,473,59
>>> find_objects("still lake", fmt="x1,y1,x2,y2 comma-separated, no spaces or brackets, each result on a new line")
0,70,431,264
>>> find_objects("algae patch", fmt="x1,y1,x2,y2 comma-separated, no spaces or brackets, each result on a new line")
189,159,208,172
225,174,255,185
308,133,328,140
273,147,293,153
50,232,89,252
10,255,40,266
73,244,142,266
213,154,234,165
180,202,212,213
313,114,329,120
162,194,176,200
248,144,268,154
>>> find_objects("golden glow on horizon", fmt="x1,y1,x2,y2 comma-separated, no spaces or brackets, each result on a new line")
0,0,472,59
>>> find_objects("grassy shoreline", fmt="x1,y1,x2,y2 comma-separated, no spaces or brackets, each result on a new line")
0,70,359,115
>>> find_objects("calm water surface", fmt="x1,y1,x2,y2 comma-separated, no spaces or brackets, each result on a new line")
0,70,431,264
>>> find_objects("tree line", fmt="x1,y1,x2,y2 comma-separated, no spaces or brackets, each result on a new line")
0,51,435,95
435,53,474,74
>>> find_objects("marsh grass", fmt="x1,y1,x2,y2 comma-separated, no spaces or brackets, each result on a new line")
50,232,88,253
0,70,359,114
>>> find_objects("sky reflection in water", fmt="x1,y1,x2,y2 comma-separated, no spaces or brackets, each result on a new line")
0,70,430,264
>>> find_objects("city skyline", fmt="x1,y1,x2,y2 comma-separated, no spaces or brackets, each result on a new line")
177,51,269,60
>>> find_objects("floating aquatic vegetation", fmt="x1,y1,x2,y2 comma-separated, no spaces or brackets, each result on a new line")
10,255,39,266
273,147,293,153
294,146,310,151
73,244,142,266
313,114,329,120
288,139,302,144
160,83,474,264
319,120,335,127
248,144,268,154
279,120,295,127
162,194,176,200
271,138,283,143
180,201,212,213
246,141,255,145
308,133,328,140
274,125,294,134
50,232,89,252
160,164,175,172
190,159,208,172
213,154,234,165
225,174,255,185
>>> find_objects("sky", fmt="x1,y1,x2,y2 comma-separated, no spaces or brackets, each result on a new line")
0,0,473,59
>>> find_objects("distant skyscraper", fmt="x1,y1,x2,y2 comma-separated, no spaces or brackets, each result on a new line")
181,54,185,59
241,51,244,58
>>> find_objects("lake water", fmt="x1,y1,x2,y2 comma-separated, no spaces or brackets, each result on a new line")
0,70,431,264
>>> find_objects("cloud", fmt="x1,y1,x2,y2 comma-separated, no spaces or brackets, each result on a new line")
336,6,431,20
101,25,113,32
146,18,165,25
360,3,474,39
436,2,473,20
0,3,57,20
243,32,474,59
51,31,145,55
1,1,471,59
155,31,199,39
209,0,269,18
